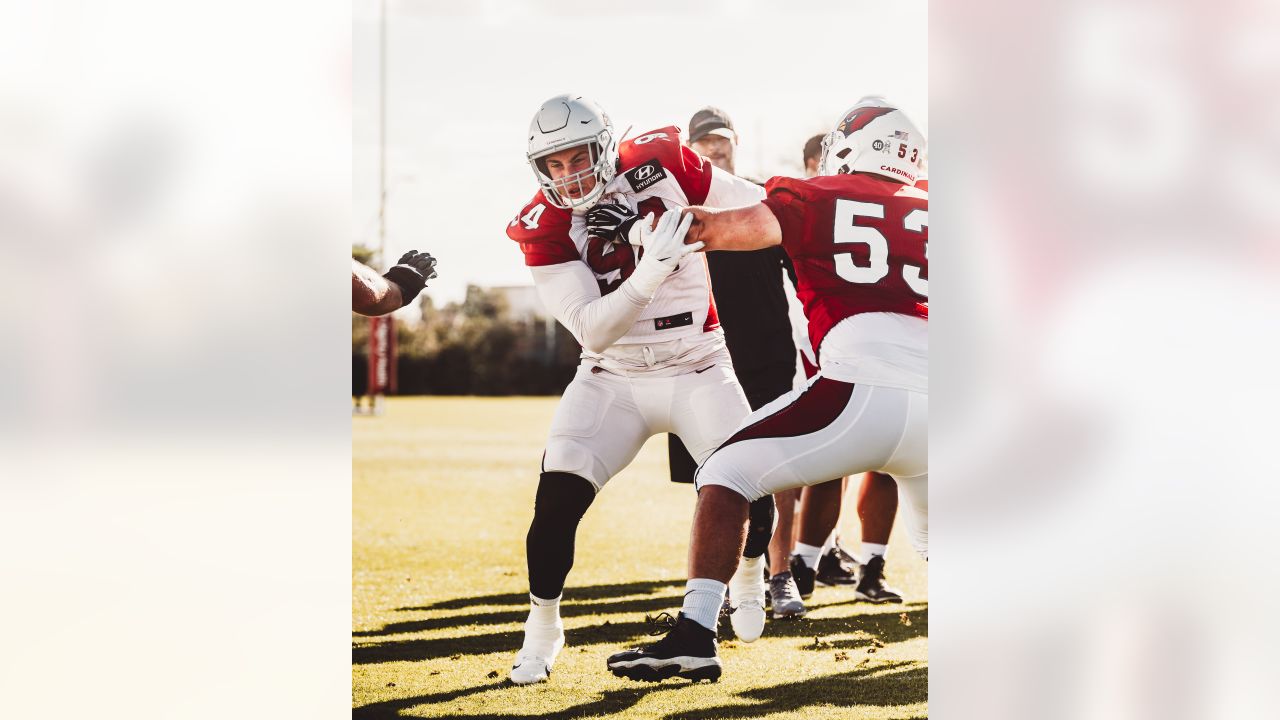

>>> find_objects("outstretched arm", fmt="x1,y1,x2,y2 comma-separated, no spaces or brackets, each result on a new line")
352,259,403,316
352,251,439,316
683,203,782,252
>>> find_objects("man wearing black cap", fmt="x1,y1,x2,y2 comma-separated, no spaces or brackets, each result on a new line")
675,107,796,414
687,107,739,172
666,107,827,625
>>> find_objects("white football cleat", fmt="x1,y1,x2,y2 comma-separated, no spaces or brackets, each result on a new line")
509,620,564,685
728,555,768,643
730,595,766,642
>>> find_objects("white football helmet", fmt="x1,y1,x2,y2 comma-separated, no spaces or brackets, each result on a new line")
527,94,618,210
819,96,926,185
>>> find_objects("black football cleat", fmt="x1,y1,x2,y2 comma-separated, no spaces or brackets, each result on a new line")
855,554,904,603
607,612,722,683
789,554,817,599
816,545,860,586
832,539,861,567
716,596,734,637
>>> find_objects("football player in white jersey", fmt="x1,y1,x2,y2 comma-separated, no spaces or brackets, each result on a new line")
502,94,773,684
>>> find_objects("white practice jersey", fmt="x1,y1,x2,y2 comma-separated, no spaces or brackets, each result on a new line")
508,125,763,373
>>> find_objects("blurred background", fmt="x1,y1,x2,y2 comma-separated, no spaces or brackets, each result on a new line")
0,1,352,717
932,1,1280,718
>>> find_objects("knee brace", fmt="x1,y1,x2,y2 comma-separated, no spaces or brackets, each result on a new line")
526,471,597,600
743,495,776,559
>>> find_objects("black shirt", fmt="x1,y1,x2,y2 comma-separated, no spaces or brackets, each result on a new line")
706,246,797,409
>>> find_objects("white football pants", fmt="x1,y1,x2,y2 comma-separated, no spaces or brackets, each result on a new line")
695,375,929,558
543,350,751,490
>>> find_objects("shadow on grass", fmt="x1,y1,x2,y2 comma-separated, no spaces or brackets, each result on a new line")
399,579,684,612
354,617,659,665
352,680,507,719
354,605,927,666
353,682,679,720
357,595,679,638
657,661,927,719
352,663,925,719
354,589,927,716
811,597,929,612
761,606,928,648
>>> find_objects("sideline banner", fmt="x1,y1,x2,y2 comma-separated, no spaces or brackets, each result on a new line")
367,315,396,395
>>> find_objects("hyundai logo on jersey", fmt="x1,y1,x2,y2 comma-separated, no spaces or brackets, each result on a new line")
626,159,667,192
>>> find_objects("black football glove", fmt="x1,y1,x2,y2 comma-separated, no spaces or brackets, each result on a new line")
585,201,642,244
382,250,438,306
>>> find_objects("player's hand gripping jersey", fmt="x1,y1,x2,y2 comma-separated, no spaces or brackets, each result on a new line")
508,127,764,373
762,173,928,393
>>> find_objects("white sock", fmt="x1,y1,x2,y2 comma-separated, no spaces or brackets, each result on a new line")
730,555,766,597
820,529,838,555
861,542,888,559
794,542,824,569
681,578,727,632
528,593,561,625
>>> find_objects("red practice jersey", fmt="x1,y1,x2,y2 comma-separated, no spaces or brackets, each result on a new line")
763,174,928,389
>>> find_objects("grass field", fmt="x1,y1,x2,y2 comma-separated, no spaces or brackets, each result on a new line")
353,396,927,719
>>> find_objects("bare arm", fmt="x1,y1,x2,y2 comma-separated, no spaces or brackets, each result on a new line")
683,203,782,252
352,258,404,316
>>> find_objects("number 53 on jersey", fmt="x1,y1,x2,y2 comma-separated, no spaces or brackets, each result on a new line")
833,199,927,299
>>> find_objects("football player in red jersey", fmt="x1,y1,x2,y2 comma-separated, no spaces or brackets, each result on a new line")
504,95,777,684
608,98,928,682
791,132,908,605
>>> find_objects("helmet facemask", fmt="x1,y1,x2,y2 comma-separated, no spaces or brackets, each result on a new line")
529,130,616,210
526,95,619,210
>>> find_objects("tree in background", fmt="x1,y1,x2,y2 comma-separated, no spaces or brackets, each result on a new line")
353,284,577,397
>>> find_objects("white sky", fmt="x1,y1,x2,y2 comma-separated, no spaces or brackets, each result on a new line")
353,0,928,312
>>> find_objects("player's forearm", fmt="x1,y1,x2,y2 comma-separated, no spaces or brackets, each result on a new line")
684,204,781,252
564,286,650,353
533,263,654,354
356,286,404,316
570,248,695,351
352,263,405,316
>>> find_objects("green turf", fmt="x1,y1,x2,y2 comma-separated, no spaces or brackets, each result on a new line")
354,396,927,719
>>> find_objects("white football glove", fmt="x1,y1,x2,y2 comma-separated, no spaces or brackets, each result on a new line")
636,210,703,271
622,210,705,301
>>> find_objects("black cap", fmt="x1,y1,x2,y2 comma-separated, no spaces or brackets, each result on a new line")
688,106,736,143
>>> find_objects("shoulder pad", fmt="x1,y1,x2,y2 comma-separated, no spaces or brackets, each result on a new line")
506,191,577,267
618,126,712,203
764,175,811,203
